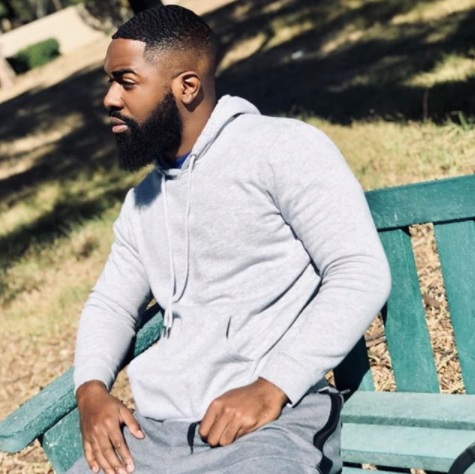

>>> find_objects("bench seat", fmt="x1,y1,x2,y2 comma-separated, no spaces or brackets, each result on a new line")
341,392,475,473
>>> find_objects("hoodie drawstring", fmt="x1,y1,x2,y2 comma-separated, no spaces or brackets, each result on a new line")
161,154,197,337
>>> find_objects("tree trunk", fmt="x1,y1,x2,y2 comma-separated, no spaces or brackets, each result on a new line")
36,0,47,18
51,0,63,11
128,0,162,15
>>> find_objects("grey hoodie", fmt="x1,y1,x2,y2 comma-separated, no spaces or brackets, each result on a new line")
74,95,391,422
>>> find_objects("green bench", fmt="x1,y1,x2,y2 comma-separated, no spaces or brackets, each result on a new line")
1,174,475,473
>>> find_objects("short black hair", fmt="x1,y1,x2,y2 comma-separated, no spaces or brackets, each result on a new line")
112,5,217,69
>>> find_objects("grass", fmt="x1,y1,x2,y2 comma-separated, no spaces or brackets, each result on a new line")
312,117,475,190
0,0,474,472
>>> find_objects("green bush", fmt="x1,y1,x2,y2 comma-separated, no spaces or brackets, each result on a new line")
9,38,60,73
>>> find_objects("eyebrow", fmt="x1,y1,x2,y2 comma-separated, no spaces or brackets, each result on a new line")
104,68,138,77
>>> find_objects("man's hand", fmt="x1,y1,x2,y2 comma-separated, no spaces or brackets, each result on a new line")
199,377,289,447
76,380,145,474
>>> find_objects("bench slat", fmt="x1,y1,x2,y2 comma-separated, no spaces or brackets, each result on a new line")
0,369,75,453
342,391,475,430
42,408,82,474
367,174,475,230
435,220,475,394
342,423,475,473
0,307,163,454
379,229,439,393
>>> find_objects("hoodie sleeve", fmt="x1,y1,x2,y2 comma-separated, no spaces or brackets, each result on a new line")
74,189,152,392
257,121,391,405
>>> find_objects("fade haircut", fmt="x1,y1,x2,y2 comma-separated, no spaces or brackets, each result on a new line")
112,5,218,71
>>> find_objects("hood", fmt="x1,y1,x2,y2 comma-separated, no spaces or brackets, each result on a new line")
154,95,260,178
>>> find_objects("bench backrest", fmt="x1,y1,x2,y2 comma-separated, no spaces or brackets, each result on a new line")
2,174,474,473
334,174,475,395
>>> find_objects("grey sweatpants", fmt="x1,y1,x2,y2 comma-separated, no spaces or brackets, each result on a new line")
67,388,343,474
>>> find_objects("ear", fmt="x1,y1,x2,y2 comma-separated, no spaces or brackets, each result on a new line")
172,71,201,106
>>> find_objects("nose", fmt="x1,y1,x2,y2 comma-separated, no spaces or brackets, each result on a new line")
103,81,123,112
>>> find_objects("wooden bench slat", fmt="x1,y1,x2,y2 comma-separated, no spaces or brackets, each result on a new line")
334,337,374,392
342,392,475,430
435,220,475,394
0,369,76,453
367,174,475,230
42,409,82,474
379,229,439,393
342,423,475,473
0,307,163,454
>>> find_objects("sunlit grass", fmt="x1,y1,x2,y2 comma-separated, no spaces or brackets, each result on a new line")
391,0,475,24
310,117,475,190
409,55,475,88
0,208,117,333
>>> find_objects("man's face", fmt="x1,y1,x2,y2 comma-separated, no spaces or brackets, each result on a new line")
103,39,183,171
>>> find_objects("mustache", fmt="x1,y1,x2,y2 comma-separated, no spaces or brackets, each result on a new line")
109,111,137,127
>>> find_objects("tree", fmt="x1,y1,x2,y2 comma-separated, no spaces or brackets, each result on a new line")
36,0,63,19
0,0,18,21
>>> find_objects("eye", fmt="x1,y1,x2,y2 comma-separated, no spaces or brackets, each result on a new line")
106,78,135,89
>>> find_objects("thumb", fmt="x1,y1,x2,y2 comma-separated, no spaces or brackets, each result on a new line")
120,406,145,439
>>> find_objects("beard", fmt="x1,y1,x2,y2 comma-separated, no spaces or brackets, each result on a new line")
111,90,183,172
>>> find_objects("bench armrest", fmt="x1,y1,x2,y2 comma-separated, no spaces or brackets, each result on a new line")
0,305,163,453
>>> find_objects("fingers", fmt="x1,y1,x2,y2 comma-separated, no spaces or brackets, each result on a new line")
83,420,136,474
198,404,217,440
78,389,142,474
92,431,128,474
204,410,229,446
110,433,135,474
218,420,241,446
120,407,145,440
84,441,100,474
200,399,256,447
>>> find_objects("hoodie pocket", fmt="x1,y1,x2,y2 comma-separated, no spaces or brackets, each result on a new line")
127,307,256,421
221,314,255,363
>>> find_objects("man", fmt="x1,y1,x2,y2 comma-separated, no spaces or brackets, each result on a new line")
69,5,391,474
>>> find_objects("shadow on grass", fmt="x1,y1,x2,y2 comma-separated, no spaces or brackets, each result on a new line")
208,0,475,122
0,0,473,286
0,65,134,283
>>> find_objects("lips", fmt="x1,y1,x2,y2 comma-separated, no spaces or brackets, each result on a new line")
110,117,129,134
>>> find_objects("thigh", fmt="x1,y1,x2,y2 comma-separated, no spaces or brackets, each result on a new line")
242,388,342,474
183,388,343,474
65,420,166,474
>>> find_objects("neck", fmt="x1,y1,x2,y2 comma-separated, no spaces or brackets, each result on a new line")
167,97,217,161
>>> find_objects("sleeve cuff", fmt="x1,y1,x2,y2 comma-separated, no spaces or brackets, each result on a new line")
73,363,116,394
258,352,323,406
